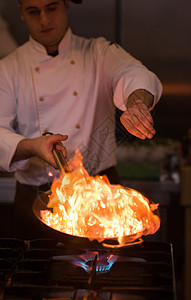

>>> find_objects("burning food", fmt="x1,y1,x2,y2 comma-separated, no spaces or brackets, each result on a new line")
40,150,160,246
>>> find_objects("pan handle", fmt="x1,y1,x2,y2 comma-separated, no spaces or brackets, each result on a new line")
52,143,68,173
42,132,69,173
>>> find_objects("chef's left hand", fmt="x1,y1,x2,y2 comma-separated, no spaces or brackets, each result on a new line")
120,89,156,140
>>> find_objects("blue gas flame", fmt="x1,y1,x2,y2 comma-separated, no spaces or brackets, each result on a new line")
72,251,118,274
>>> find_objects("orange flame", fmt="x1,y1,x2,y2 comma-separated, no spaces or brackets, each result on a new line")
41,150,160,245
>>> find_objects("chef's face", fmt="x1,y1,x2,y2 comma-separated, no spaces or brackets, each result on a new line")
19,0,70,52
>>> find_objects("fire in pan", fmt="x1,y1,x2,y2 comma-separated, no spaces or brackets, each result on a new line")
33,144,160,250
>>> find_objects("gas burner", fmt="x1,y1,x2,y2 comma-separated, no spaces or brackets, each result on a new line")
52,251,118,274
0,239,176,300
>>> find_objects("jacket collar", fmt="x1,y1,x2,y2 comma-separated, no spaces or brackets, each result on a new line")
29,27,72,59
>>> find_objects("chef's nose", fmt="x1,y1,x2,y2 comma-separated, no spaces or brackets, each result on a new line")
40,10,49,27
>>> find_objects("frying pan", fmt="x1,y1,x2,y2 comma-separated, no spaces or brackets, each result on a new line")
32,186,160,249
33,136,159,249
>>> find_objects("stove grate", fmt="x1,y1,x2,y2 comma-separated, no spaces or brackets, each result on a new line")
0,238,176,300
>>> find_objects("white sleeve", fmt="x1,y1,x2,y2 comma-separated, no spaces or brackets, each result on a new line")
0,127,29,172
96,40,163,111
0,59,29,172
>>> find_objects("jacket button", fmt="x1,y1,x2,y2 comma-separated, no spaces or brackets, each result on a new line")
73,91,78,96
75,124,80,129
39,97,44,101
35,67,40,72
70,60,75,65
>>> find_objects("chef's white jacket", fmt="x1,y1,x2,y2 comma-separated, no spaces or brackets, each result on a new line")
0,28,162,186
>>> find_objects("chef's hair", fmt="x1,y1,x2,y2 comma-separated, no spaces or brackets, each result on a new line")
17,0,68,5
18,0,69,1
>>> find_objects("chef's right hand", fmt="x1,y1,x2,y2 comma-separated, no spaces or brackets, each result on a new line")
12,134,68,169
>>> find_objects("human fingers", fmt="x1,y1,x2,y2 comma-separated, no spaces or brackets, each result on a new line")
55,143,67,158
48,134,68,168
120,112,147,139
51,134,68,153
127,97,154,125
47,133,68,144
129,102,156,137
35,134,68,169
134,100,154,125
120,108,155,139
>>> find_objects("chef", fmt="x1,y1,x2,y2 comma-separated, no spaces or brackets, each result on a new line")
0,0,162,239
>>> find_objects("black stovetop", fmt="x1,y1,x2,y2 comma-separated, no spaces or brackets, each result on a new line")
0,238,176,300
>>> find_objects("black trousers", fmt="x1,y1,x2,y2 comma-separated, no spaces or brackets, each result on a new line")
12,166,121,240
12,182,51,240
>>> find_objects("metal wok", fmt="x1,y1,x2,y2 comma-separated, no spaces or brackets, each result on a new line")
32,187,159,250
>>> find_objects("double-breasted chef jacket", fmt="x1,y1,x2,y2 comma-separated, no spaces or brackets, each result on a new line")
0,28,162,186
